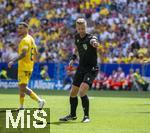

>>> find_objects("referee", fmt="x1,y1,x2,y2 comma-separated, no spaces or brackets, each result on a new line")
59,18,99,122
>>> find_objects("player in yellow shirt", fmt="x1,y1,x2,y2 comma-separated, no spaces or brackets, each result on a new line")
8,22,45,110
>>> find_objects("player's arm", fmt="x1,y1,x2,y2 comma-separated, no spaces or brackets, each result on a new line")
33,46,39,62
8,49,27,68
69,46,78,66
90,36,99,48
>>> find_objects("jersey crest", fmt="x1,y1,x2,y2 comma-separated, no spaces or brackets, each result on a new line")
83,44,87,50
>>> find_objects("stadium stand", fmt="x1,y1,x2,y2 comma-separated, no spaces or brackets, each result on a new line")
0,0,149,63
0,0,150,90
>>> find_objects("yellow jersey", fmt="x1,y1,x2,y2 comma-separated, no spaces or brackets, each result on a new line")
18,34,37,72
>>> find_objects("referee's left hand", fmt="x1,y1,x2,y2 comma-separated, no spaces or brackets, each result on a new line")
8,61,13,68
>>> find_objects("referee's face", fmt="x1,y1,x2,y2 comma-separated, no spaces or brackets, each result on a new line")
76,24,86,36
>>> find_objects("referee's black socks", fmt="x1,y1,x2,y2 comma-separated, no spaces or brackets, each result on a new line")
81,95,89,117
70,96,78,117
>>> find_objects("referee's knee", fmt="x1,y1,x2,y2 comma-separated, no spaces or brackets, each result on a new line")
70,85,79,97
79,82,89,97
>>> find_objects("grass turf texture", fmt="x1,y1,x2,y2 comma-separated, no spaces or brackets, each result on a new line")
0,89,150,133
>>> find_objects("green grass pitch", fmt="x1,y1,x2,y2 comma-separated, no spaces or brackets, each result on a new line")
0,89,150,133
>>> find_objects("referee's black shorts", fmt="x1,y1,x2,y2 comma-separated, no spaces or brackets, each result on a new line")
73,66,98,87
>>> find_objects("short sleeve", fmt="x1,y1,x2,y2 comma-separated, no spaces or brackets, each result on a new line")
91,35,98,40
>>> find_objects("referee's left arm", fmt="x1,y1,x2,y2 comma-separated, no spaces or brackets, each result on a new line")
69,47,78,66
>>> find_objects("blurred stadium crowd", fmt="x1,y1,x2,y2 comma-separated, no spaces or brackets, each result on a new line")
0,0,150,63
92,67,149,91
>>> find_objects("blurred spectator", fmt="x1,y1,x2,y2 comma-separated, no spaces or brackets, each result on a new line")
0,0,149,64
133,68,149,91
122,68,134,90
92,70,107,90
0,67,8,79
109,67,125,90
103,69,117,90
40,65,50,80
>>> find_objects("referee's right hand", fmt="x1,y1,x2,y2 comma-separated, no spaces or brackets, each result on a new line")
69,60,74,66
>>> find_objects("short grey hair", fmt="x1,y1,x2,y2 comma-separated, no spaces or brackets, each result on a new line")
76,18,87,26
